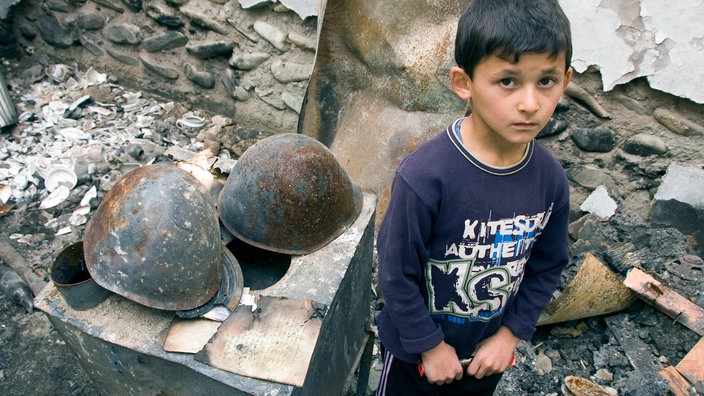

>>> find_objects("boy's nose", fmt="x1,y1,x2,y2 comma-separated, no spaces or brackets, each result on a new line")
518,88,540,113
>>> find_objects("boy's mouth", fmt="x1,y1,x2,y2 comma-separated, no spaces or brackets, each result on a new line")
513,122,538,130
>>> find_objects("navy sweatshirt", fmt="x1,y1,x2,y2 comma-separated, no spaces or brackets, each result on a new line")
376,118,570,364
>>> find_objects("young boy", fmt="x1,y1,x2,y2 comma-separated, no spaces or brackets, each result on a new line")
375,0,573,394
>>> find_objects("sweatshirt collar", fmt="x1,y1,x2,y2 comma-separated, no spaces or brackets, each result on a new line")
447,117,533,176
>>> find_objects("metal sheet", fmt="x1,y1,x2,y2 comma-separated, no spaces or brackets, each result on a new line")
299,0,469,228
538,253,637,325
195,295,323,387
163,318,222,354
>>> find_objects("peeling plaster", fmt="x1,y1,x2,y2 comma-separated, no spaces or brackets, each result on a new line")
237,0,318,20
561,0,704,104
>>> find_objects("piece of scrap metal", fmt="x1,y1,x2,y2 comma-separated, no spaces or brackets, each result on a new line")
624,267,704,336
194,295,325,387
162,318,222,354
538,253,637,326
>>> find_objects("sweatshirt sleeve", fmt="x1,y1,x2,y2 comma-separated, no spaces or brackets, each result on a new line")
501,178,570,340
376,173,445,355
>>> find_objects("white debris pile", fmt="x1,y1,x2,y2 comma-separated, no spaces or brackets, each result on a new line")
0,64,222,238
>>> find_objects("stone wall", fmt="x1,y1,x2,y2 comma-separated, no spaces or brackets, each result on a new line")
3,0,318,135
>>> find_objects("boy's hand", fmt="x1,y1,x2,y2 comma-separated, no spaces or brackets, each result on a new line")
466,326,519,379
420,341,464,385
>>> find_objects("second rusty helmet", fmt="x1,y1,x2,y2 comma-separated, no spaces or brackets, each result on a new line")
217,133,363,255
83,163,223,311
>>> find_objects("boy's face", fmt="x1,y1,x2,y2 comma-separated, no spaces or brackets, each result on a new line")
452,52,572,149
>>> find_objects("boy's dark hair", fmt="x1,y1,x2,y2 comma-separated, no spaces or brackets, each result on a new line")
455,0,572,77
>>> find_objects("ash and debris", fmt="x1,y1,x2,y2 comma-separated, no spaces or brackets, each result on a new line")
0,62,703,396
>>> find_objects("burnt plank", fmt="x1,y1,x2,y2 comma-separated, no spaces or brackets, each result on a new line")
624,268,704,336
676,337,704,393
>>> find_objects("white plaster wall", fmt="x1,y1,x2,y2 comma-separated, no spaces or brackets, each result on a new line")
240,0,703,103
561,0,704,104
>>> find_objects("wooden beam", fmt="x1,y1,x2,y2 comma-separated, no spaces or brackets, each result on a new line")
624,267,704,336
658,366,693,396
676,337,704,392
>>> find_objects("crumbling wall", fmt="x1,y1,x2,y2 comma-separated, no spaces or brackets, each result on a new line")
562,0,704,104
2,0,319,135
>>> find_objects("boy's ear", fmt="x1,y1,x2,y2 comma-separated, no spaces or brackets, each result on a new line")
450,66,472,101
562,67,573,90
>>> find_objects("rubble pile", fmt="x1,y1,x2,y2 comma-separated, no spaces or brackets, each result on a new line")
0,1,703,395
1,62,700,395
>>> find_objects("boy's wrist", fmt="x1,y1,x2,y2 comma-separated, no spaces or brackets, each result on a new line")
497,325,520,347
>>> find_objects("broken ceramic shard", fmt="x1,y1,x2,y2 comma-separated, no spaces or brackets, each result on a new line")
39,185,71,209
44,165,77,192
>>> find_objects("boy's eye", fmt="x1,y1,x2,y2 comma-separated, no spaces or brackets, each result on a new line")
499,78,516,88
538,77,557,87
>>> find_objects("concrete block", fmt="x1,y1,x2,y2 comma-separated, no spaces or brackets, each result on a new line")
652,163,704,254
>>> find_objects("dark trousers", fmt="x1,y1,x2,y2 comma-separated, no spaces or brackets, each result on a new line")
376,346,503,396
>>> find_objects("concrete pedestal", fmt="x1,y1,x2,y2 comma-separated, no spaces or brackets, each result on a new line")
35,193,377,396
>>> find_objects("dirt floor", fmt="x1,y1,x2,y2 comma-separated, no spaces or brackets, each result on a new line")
1,59,704,396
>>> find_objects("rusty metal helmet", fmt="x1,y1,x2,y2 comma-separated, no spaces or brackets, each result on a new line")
217,133,363,255
83,163,223,311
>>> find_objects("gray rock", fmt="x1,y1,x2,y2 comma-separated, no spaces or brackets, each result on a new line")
282,91,302,113
256,87,287,109
288,31,316,51
653,107,704,136
106,48,140,65
105,23,143,45
567,165,617,191
75,13,105,30
233,85,250,101
228,51,270,70
186,41,236,59
140,53,179,79
621,133,667,156
181,10,229,34
223,68,239,94
46,0,74,13
616,94,648,115
571,127,615,152
184,64,215,89
270,59,311,83
537,118,568,138
144,5,185,29
253,20,290,52
121,0,142,13
18,22,37,40
36,9,74,48
143,31,188,53
78,34,104,57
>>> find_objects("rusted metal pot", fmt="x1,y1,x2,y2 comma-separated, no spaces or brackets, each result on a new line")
83,163,223,311
50,241,112,311
217,133,363,255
